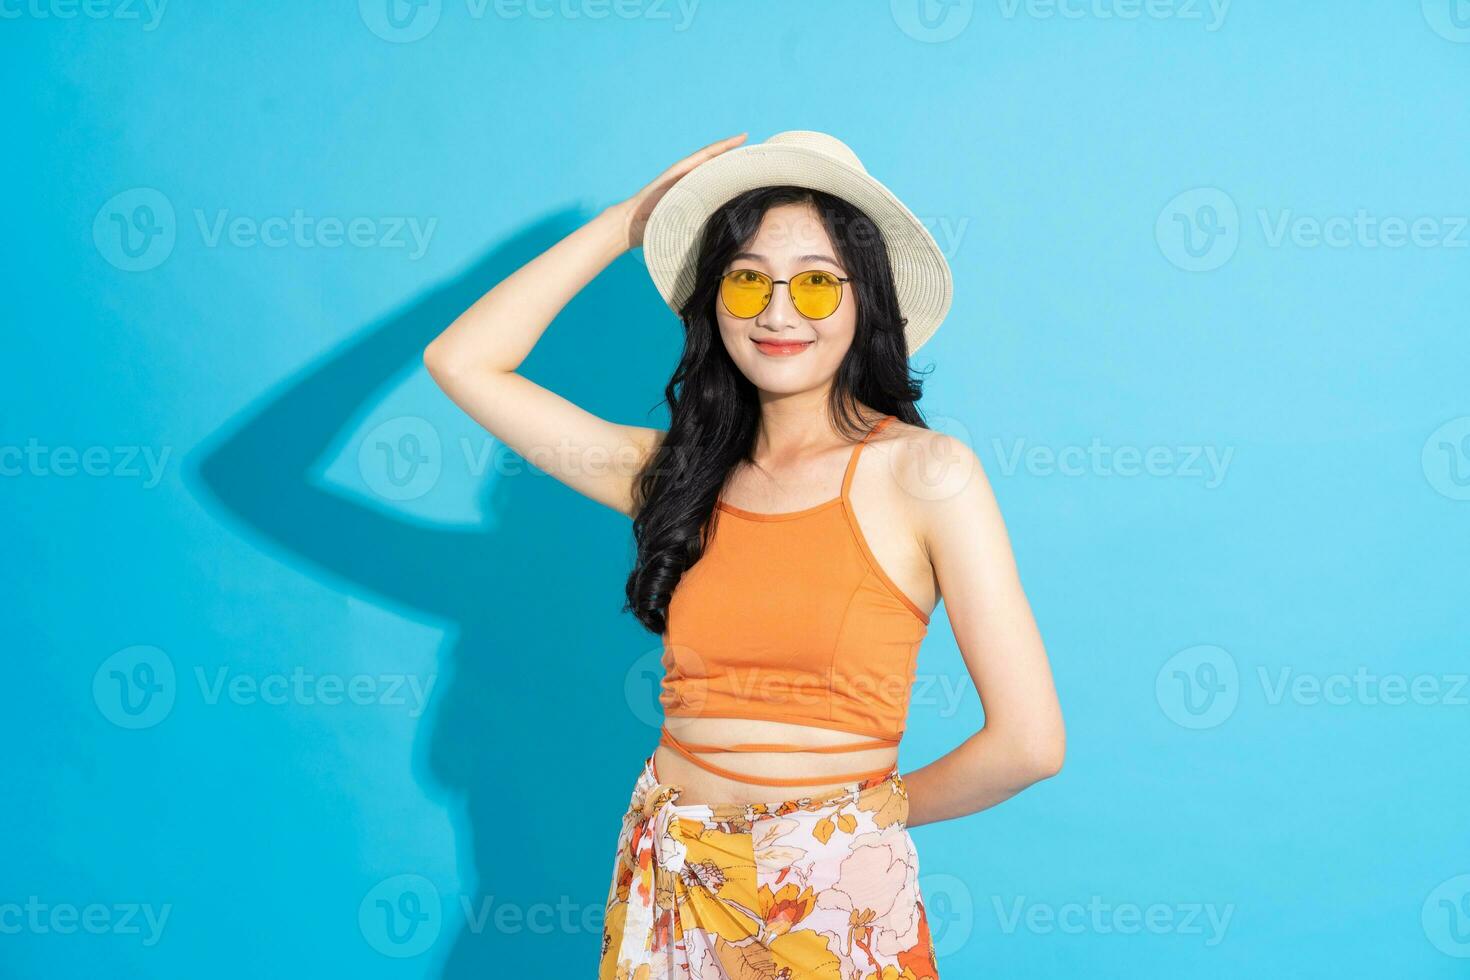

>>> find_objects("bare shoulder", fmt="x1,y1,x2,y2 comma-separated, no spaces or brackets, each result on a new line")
870,417,995,535
871,416,987,500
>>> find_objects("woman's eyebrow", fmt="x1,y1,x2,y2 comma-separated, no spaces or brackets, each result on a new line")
731,251,844,266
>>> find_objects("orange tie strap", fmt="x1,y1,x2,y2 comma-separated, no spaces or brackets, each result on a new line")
658,724,899,787
666,737,899,755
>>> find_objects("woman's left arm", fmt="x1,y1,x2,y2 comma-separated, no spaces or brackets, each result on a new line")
899,429,1065,829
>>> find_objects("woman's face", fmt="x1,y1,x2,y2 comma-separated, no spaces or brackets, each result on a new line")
715,202,857,394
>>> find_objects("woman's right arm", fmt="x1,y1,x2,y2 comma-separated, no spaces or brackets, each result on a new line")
422,133,747,518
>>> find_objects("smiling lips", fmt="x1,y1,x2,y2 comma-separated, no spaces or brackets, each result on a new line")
752,338,814,357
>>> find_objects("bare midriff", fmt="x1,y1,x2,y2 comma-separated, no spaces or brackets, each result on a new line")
652,715,900,805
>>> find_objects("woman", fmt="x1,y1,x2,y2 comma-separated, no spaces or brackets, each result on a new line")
424,131,1065,979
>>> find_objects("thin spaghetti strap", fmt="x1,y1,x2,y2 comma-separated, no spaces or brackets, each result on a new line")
839,414,896,499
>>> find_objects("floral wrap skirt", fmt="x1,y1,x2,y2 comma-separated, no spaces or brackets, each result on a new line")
598,754,940,979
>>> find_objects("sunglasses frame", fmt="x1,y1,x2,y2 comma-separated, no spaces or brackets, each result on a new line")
717,267,855,321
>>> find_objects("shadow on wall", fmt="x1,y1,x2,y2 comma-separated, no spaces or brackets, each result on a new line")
186,209,674,977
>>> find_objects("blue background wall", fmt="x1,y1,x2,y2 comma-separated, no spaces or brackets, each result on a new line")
5,1,1468,976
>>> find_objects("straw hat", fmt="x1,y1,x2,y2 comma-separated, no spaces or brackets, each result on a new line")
642,130,953,355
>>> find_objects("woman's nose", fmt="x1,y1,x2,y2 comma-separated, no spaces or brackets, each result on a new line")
756,281,802,328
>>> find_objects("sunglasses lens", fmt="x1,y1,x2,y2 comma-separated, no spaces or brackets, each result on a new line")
720,270,772,318
790,271,844,319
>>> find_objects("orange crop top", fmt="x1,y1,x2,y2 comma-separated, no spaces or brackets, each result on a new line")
658,414,931,787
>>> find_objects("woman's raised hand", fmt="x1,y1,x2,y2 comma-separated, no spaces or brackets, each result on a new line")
424,132,750,520
607,132,748,252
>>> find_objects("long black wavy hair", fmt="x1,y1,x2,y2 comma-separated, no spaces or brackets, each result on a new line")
623,185,930,635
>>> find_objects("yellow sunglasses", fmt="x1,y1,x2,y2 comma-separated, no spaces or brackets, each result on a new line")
718,268,853,321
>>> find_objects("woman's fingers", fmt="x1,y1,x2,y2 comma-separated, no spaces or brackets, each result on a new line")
621,133,748,249
653,132,747,188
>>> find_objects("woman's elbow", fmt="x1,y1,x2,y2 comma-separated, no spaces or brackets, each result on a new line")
1019,729,1066,783
422,339,455,383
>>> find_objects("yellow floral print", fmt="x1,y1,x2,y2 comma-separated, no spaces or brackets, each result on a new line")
599,757,939,979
